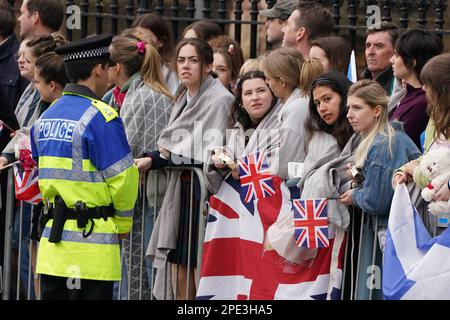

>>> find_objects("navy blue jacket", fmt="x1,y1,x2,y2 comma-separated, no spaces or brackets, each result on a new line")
0,34,29,109
0,85,19,152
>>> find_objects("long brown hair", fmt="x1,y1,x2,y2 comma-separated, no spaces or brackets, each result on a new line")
420,53,450,140
310,36,352,74
110,33,173,100
182,20,222,42
174,37,214,100
131,13,175,67
210,35,244,83
305,72,354,150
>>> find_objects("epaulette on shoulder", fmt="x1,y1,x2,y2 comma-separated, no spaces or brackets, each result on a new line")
90,99,118,122
49,98,59,107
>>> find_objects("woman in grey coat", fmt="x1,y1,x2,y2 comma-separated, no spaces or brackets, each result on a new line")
262,47,323,178
135,38,234,300
108,33,174,299
266,72,354,299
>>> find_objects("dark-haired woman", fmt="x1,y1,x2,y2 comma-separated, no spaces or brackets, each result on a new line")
205,70,280,193
265,73,354,298
131,14,178,94
388,29,443,149
182,20,222,43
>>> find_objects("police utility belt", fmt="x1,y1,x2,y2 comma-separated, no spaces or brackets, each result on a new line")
41,196,114,243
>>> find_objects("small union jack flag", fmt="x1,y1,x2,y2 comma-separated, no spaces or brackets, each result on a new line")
13,163,42,204
238,150,275,203
292,198,329,248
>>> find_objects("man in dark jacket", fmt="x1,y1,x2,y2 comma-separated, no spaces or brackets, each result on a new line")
0,3,29,109
0,84,20,284
362,22,399,96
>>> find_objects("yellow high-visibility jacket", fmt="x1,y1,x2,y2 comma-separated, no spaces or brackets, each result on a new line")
30,84,138,281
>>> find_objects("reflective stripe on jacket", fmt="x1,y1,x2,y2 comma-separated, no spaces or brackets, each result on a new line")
30,85,139,280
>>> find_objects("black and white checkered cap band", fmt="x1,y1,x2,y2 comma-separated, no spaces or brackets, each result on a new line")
63,47,109,61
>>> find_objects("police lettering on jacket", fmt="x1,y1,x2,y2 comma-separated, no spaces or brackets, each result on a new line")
38,119,77,142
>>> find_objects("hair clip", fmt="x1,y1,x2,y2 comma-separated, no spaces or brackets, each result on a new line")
228,44,234,54
136,41,146,54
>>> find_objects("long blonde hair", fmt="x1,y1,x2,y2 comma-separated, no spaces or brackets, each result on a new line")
262,47,323,96
110,33,173,100
348,80,395,168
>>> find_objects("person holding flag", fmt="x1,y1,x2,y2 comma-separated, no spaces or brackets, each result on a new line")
206,70,280,192
263,72,353,297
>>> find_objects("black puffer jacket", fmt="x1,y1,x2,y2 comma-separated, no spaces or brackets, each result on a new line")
0,34,29,109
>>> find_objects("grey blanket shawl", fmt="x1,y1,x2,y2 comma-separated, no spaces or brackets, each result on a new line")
15,83,40,128
299,132,350,228
147,76,233,299
276,89,310,178
3,84,40,155
266,133,361,264
157,76,234,164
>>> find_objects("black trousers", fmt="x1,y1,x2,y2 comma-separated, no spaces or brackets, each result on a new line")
40,274,114,300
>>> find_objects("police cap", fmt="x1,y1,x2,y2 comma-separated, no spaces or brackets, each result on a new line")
55,34,113,62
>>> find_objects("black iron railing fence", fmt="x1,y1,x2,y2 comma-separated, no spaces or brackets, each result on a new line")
8,0,449,61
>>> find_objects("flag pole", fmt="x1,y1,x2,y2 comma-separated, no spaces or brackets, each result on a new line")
347,50,357,83
0,161,20,171
0,120,15,133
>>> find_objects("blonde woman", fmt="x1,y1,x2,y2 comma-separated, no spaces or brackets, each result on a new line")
262,47,323,178
340,80,421,299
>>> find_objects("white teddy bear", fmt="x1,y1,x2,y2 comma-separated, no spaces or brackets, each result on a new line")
420,148,450,217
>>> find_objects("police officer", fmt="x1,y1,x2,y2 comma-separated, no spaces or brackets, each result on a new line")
30,34,138,300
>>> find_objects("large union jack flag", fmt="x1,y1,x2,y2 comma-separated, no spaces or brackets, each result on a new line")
293,199,329,249
13,163,42,204
238,150,275,203
197,175,345,300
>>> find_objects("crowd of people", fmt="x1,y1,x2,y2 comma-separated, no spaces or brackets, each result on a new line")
0,0,449,300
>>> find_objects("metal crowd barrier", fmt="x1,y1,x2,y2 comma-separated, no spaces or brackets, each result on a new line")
2,165,408,301
340,206,382,300
1,166,209,300
2,167,38,300
113,166,209,300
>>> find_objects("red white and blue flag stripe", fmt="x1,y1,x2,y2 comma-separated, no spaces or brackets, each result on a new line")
238,150,275,203
293,199,329,249
197,175,345,300
13,163,42,204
